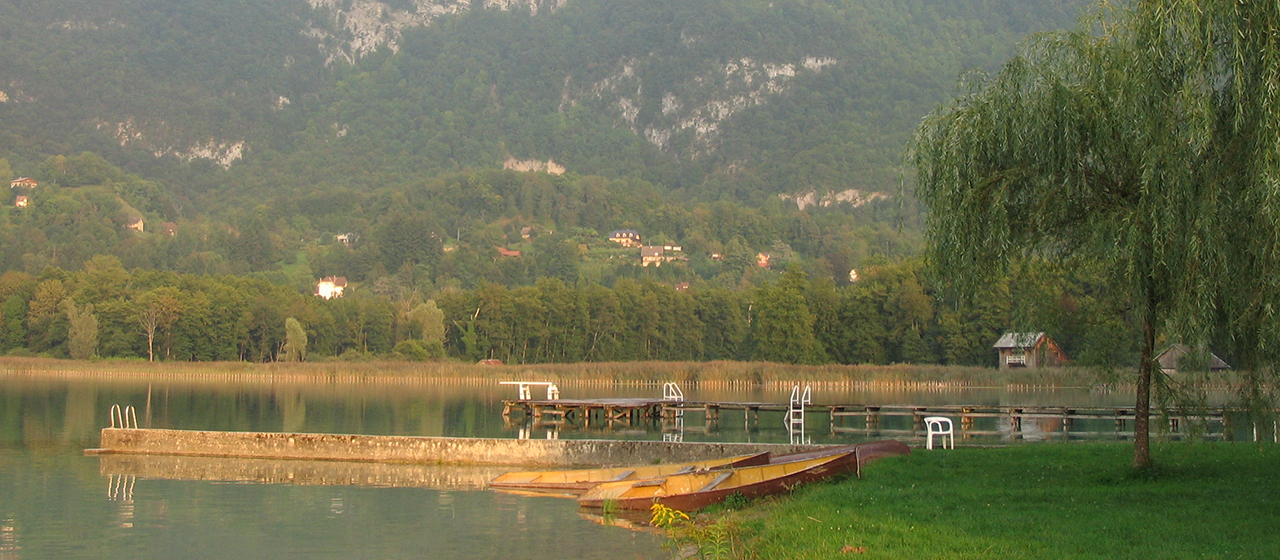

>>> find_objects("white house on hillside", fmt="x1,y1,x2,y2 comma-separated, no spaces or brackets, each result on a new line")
315,276,348,299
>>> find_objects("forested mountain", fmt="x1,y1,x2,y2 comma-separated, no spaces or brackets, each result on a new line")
1,0,1088,197
0,0,1130,366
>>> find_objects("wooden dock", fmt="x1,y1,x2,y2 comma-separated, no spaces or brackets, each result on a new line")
504,397,1267,441
502,398,669,427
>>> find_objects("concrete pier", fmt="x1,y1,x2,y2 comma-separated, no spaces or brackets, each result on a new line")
91,428,828,467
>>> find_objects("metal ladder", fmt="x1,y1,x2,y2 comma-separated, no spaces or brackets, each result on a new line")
109,404,138,429
662,382,685,442
786,384,811,429
662,382,684,403
787,385,812,445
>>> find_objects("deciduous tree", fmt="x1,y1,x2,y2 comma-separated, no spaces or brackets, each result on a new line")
282,317,307,362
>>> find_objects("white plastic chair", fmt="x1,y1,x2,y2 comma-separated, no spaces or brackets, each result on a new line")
924,416,954,450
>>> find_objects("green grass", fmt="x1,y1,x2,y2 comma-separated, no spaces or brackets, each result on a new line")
734,443,1280,559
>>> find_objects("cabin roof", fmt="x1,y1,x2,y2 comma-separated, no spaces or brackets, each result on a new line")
1156,344,1230,371
993,332,1045,349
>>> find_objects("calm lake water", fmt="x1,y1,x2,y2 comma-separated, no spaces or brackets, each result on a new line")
0,374,1224,559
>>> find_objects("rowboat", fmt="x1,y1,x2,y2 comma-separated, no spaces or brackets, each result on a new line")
488,452,771,494
576,440,909,511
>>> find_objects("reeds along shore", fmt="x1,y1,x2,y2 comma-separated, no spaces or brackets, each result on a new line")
0,356,1128,389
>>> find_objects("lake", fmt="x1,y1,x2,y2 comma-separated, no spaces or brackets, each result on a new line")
0,374,1225,559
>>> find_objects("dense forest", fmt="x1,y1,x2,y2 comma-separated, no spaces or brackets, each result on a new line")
0,0,1133,367
0,254,1136,366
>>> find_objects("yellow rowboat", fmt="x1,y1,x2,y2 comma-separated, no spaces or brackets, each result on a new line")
488,452,771,494
577,441,910,511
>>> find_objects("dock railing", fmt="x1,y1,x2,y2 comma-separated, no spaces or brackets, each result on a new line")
499,381,560,401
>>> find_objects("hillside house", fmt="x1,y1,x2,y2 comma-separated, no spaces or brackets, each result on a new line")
641,246,665,266
14,195,27,208
161,222,178,236
9,177,37,189
993,332,1067,369
315,276,348,299
125,217,144,232
520,226,535,239
495,246,522,258
756,253,772,268
674,282,690,292
608,229,642,248
335,232,356,246
1156,344,1230,375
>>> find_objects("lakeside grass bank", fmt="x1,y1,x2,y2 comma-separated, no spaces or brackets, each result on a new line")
0,356,1109,389
720,442,1279,559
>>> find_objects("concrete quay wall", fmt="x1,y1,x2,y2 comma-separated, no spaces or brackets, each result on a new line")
95,428,827,467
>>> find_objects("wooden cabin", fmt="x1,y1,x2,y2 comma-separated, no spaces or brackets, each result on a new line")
993,332,1067,369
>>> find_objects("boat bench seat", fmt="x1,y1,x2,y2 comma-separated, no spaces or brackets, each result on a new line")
698,472,733,492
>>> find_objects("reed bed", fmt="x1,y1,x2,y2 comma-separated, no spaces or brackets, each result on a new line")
0,356,1115,390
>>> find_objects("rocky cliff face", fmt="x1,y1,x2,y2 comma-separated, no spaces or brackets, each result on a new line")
583,56,839,158
304,0,566,65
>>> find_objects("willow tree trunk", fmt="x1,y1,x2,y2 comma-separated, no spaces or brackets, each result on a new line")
1133,308,1156,469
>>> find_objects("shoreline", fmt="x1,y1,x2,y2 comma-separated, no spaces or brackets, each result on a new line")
2,356,1252,393
0,356,1128,390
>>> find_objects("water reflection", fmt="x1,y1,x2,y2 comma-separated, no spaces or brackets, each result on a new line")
0,375,1246,450
98,455,511,490
0,449,665,560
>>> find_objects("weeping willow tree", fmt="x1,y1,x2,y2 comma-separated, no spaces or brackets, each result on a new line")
911,0,1280,468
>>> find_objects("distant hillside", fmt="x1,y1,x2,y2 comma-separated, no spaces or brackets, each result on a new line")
0,0,1089,202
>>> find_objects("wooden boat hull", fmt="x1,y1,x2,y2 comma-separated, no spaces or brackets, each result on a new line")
576,440,910,511
577,451,856,511
488,452,770,493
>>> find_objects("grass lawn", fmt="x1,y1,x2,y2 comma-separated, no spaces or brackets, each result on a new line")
731,443,1280,559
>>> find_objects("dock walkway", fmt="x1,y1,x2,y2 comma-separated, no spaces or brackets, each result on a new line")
504,396,1259,440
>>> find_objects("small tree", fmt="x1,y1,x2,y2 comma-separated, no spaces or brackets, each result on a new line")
282,317,307,362
408,299,446,358
136,288,181,362
64,299,98,360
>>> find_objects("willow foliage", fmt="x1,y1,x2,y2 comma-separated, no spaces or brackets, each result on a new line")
911,0,1280,466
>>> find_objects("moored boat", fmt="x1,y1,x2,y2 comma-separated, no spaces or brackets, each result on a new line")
488,452,771,494
576,440,910,511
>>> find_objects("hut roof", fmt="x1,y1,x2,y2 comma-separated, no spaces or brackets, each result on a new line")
993,332,1045,349
1156,344,1230,371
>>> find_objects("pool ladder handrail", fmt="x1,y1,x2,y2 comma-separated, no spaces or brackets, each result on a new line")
787,384,811,428
109,404,139,429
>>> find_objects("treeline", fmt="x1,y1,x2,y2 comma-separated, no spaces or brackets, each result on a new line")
0,254,1139,367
